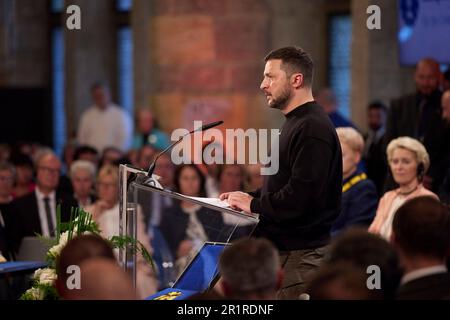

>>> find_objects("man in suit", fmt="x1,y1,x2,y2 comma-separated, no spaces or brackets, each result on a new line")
9,150,75,254
384,58,450,192
391,196,450,300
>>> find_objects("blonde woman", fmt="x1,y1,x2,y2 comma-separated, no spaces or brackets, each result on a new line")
86,165,157,298
368,137,438,239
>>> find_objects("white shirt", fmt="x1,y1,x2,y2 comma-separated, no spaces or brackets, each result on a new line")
401,265,448,285
77,104,133,152
35,188,56,237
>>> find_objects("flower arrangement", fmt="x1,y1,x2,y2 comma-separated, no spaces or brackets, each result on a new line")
20,206,154,300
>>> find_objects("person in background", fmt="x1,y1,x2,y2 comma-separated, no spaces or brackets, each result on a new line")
159,164,227,274
443,69,450,91
219,238,283,300
391,196,450,300
363,101,388,195
99,147,124,168
315,87,357,129
77,83,133,153
133,108,170,151
10,153,35,199
245,164,265,192
369,137,438,240
384,58,450,192
69,160,96,208
85,165,157,298
8,150,76,253
331,127,377,235
73,145,99,168
0,162,15,261
438,89,450,204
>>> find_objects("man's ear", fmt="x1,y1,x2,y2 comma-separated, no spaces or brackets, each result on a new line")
276,269,284,290
291,73,304,89
221,280,232,298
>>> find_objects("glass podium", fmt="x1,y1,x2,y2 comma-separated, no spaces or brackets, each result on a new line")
118,164,259,299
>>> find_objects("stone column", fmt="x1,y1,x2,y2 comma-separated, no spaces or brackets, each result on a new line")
64,0,116,138
351,0,415,132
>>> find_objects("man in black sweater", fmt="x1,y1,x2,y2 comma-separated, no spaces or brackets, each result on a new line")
220,47,342,299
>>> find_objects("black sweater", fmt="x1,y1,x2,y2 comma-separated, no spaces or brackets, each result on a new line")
250,101,342,250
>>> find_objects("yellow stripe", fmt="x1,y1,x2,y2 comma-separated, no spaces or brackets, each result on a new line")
342,173,367,193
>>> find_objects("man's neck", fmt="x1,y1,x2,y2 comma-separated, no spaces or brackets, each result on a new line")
37,185,54,197
281,91,315,115
401,254,445,275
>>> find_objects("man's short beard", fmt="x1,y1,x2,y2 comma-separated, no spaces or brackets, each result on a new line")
269,86,292,111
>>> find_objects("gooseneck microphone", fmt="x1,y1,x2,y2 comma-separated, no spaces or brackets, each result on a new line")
146,120,224,178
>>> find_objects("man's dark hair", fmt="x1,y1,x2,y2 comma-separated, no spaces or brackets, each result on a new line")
368,100,387,113
306,262,382,300
264,46,314,86
392,196,450,259
57,234,116,284
327,228,402,300
443,69,450,81
90,82,108,92
73,145,98,161
219,238,279,299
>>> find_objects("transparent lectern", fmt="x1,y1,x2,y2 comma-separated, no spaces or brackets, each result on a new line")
118,164,259,299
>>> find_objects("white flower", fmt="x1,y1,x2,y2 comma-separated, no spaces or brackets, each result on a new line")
26,287,45,300
34,268,57,285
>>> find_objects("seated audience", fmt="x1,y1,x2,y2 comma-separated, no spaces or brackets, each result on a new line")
0,162,15,260
73,145,99,168
99,147,124,167
159,164,228,274
363,101,388,195
10,153,35,198
133,108,170,151
69,160,96,208
219,238,282,300
391,196,450,300
326,228,402,300
331,127,378,235
245,164,264,192
85,165,157,298
62,258,136,300
306,262,381,300
56,234,116,298
8,150,76,253
369,137,438,240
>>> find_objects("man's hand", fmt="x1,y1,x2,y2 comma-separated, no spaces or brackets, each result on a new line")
219,191,254,213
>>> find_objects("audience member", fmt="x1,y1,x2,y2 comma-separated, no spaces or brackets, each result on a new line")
331,128,377,235
245,164,264,192
133,108,170,151
85,165,157,298
363,101,388,195
8,150,76,252
219,238,282,300
391,196,450,299
63,258,137,300
316,87,356,129
326,228,402,300
69,160,96,208
10,153,35,198
73,145,99,168
0,162,15,260
384,58,450,192
99,146,124,167
159,164,228,274
77,83,133,152
56,234,116,298
306,262,381,300
369,137,438,240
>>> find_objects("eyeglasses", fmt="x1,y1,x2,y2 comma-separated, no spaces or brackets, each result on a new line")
0,176,14,182
39,166,60,175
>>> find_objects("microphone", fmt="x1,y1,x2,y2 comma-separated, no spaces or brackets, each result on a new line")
146,120,224,178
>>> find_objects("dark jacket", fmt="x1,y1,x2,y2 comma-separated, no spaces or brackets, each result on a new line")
7,191,76,253
250,101,342,251
331,171,378,236
396,272,450,300
158,202,229,257
385,90,450,192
